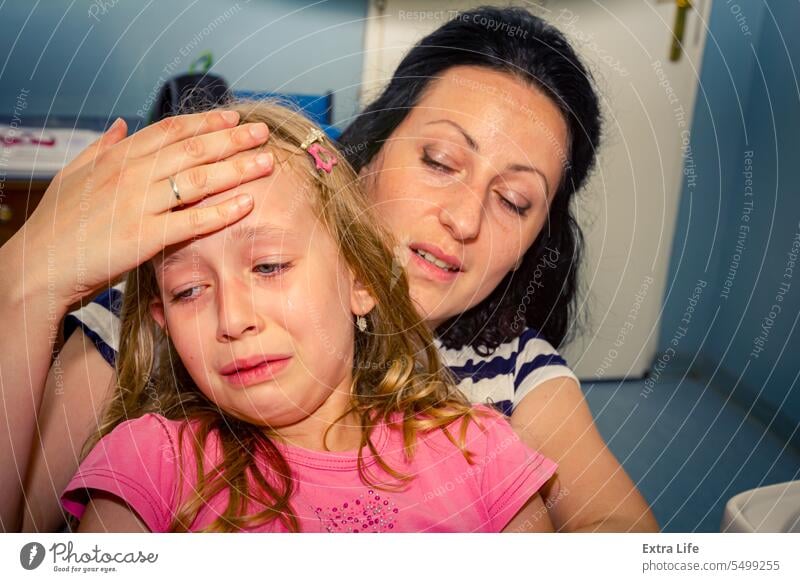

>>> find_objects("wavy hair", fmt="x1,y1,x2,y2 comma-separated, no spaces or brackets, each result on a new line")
79,101,484,532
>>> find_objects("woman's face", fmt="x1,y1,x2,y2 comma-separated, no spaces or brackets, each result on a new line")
363,66,569,329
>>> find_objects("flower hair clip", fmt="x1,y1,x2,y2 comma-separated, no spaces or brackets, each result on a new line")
300,128,338,174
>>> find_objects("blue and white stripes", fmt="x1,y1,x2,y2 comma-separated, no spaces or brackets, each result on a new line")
436,327,578,415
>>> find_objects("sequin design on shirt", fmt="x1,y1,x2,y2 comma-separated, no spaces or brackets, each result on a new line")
313,489,399,532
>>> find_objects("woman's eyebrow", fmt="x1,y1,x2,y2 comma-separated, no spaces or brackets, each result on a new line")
426,119,551,196
425,119,479,151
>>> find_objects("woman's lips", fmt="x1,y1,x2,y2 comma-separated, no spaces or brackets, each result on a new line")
408,246,461,283
220,357,292,388
410,243,462,270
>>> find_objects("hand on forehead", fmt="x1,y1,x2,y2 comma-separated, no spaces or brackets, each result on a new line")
156,149,317,261
185,148,279,210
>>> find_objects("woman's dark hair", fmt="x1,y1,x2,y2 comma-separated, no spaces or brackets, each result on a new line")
339,6,601,352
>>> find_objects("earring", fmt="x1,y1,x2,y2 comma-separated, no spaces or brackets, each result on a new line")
356,315,367,332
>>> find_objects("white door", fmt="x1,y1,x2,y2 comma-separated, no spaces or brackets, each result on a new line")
361,0,712,380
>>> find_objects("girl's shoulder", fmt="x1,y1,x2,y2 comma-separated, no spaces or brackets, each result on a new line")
462,404,519,444
410,405,517,457
104,413,211,462
112,412,184,438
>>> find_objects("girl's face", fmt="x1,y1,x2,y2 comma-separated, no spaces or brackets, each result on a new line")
150,162,374,444
363,66,569,329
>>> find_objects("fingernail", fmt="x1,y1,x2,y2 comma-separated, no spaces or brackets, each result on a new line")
255,153,272,167
109,117,124,132
235,194,253,209
221,110,239,124
249,123,269,139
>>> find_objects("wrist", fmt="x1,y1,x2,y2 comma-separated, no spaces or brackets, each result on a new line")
0,236,70,319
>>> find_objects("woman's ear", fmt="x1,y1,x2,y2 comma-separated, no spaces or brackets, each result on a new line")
349,272,377,317
149,299,167,330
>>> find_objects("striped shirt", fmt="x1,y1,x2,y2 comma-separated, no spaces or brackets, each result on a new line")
65,283,578,414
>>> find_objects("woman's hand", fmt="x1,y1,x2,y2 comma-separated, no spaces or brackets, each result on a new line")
9,109,273,310
0,109,273,531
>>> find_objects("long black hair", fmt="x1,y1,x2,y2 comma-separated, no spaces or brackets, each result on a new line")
339,6,601,352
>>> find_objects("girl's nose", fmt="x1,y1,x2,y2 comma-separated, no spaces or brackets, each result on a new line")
437,186,483,242
215,279,262,341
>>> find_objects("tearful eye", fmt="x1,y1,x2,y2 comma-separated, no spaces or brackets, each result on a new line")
167,262,290,305
254,262,290,277
171,285,204,304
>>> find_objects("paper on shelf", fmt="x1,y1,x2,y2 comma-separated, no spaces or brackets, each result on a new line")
0,125,103,179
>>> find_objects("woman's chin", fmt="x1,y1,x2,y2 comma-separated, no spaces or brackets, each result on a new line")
409,286,464,330
414,299,454,333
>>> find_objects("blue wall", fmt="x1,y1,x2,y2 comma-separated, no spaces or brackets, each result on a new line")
0,0,367,126
660,1,800,445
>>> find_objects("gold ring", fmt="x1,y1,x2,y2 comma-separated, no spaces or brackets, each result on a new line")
168,175,182,207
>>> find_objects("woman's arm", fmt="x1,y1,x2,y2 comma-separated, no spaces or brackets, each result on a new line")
510,377,659,532
0,246,67,531
76,492,150,533
502,492,554,533
21,329,115,532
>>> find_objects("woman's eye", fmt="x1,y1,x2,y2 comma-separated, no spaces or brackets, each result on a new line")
421,149,455,173
498,195,530,217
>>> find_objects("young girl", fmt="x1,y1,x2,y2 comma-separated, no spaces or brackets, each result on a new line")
60,102,556,533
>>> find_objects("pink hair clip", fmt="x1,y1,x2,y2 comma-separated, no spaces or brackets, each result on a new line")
300,128,337,174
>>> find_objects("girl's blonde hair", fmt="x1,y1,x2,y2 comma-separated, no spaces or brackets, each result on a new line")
81,101,482,532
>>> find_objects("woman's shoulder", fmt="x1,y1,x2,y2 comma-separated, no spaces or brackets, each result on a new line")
435,327,560,365
435,328,578,413
511,327,577,380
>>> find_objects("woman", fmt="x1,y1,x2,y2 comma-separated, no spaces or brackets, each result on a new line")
1,7,657,532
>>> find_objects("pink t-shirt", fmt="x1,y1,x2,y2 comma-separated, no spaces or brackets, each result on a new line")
62,406,556,532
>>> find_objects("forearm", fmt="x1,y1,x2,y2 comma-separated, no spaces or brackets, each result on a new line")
535,459,659,533
510,377,659,535
570,516,659,533
539,467,659,533
0,238,68,531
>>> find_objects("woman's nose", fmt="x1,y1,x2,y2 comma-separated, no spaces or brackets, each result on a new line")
215,279,262,341
437,187,483,241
